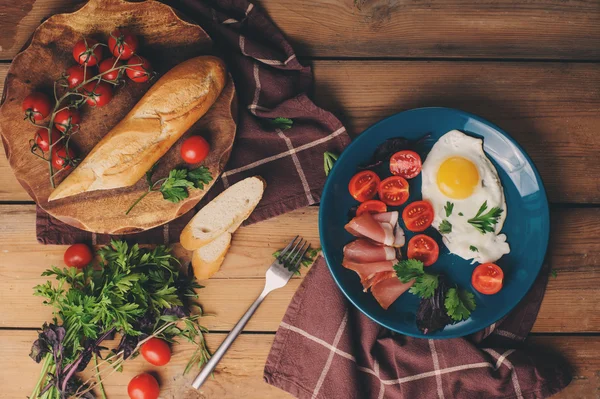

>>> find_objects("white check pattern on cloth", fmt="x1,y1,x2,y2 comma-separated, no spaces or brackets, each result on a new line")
279,322,523,398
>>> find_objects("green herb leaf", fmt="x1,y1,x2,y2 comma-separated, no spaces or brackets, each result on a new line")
551,269,558,278
393,259,425,283
439,220,452,234
187,166,213,190
444,202,454,217
469,245,479,252
394,259,439,299
445,288,476,322
468,201,503,234
324,151,339,176
267,117,293,130
409,273,439,299
458,212,464,216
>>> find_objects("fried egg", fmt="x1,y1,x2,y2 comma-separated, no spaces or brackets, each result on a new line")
421,130,510,263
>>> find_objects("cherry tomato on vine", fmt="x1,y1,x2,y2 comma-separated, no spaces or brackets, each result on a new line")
51,145,75,170
126,55,152,83
82,82,113,107
34,128,61,152
65,65,93,89
127,373,160,399
98,57,123,82
181,136,210,164
63,243,93,269
54,108,81,133
22,92,52,121
108,29,139,60
141,338,171,366
73,38,103,66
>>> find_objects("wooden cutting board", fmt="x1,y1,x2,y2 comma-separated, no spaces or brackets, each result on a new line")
0,0,237,234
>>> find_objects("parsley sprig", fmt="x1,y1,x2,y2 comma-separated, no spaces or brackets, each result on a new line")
126,165,212,215
439,220,452,234
266,117,293,130
324,151,339,176
444,201,454,217
468,201,503,234
445,288,476,322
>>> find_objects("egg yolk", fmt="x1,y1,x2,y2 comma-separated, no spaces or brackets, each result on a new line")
436,157,479,199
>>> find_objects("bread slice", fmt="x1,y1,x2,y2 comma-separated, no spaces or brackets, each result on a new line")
180,176,265,250
191,232,232,280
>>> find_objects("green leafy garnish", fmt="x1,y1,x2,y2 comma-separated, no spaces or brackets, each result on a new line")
469,245,479,252
445,288,476,322
439,220,452,234
126,165,212,214
551,269,558,278
273,247,320,275
468,201,503,234
324,151,339,176
444,202,454,217
267,117,293,130
394,259,439,299
458,212,464,216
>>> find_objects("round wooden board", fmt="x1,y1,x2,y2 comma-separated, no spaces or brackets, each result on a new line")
0,0,237,234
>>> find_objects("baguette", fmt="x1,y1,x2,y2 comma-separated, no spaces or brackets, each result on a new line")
48,56,227,201
180,176,265,250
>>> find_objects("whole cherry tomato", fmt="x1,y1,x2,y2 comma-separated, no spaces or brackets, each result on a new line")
126,55,152,83
73,38,103,66
22,92,52,121
141,338,171,366
82,82,113,107
65,65,94,89
181,136,210,164
63,243,93,269
51,145,76,170
127,373,160,399
98,57,123,82
54,108,81,133
108,29,139,60
34,128,61,152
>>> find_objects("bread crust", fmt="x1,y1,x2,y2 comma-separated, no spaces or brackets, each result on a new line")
48,56,227,201
191,233,232,280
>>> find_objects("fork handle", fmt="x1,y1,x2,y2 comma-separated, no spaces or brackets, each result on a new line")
192,286,270,389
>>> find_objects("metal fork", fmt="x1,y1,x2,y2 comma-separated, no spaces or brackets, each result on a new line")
192,236,310,389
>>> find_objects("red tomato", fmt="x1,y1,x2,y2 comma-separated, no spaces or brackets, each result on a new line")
348,171,380,202
63,243,93,268
51,145,75,170
472,263,504,295
141,338,171,366
402,200,434,232
54,108,81,133
65,65,93,89
108,29,139,60
390,150,422,179
34,128,61,152
22,92,52,121
378,176,409,206
128,373,160,399
73,38,103,66
356,200,387,216
181,136,210,164
82,82,113,107
98,58,123,81
407,234,439,266
126,55,152,83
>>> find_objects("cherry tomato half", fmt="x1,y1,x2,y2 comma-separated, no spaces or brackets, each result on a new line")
378,176,409,206
54,108,81,133
402,200,434,232
51,145,76,171
141,338,171,366
98,57,123,82
64,243,93,269
127,373,160,399
356,200,387,216
390,150,422,179
73,38,103,66
126,55,152,83
34,128,61,152
22,92,52,121
472,263,504,295
82,82,113,107
348,171,380,202
181,136,211,164
108,29,139,60
65,65,93,89
407,234,439,266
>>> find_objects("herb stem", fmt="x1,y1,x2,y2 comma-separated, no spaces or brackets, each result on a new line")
125,190,151,215
31,353,52,399
93,353,108,399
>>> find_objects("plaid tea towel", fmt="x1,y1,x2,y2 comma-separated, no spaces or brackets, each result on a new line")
36,0,350,244
264,257,572,399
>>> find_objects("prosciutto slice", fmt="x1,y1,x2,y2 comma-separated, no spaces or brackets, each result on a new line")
343,239,396,263
371,273,415,310
342,259,396,291
393,223,405,248
372,211,399,226
345,213,395,246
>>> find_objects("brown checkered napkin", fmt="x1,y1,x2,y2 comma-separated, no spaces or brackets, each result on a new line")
36,0,350,245
265,258,572,399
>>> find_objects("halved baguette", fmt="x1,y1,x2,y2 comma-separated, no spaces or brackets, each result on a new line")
180,176,265,250
191,232,232,280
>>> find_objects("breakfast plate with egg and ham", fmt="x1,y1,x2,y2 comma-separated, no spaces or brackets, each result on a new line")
319,107,549,338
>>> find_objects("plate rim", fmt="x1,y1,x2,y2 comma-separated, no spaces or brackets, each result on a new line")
319,106,550,339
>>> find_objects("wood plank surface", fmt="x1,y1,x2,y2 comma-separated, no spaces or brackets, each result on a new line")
1,0,599,60
1,204,599,333
0,330,597,399
2,61,600,203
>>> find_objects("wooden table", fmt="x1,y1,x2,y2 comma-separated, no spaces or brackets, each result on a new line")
1,1,599,398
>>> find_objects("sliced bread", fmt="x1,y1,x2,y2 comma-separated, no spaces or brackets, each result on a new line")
180,176,266,250
191,232,232,280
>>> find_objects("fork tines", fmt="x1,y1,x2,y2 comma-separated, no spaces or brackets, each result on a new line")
277,235,311,271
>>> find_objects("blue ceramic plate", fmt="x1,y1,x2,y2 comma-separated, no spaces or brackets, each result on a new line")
319,107,549,339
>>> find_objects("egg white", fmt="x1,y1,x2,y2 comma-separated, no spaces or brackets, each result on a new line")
421,130,510,263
